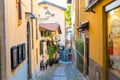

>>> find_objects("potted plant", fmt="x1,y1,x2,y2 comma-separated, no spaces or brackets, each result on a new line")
49,43,56,67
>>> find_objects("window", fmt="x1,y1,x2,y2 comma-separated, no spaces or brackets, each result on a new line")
41,31,46,37
51,14,55,17
40,41,43,55
41,31,44,37
107,7,120,73
41,31,51,37
43,6,48,10
17,0,22,26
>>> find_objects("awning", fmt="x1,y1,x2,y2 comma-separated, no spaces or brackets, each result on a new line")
78,21,89,32
25,12,37,19
39,23,62,34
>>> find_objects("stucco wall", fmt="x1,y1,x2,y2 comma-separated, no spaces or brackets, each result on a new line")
80,0,112,67
79,0,112,79
31,0,40,78
7,0,39,79
10,61,28,80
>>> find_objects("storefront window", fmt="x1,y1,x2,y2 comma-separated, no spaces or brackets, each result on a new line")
107,7,120,72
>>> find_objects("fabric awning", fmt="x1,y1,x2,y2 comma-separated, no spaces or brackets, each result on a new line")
39,23,62,34
78,21,89,32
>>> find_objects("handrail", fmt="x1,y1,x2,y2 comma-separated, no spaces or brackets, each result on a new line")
76,50,84,59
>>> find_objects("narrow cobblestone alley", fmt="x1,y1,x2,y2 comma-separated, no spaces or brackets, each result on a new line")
36,62,87,80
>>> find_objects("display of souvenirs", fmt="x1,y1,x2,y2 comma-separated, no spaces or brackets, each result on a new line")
109,19,120,71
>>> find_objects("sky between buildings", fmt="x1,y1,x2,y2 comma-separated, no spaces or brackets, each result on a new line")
38,0,67,8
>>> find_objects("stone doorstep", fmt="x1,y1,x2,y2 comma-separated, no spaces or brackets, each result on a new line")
83,75,89,80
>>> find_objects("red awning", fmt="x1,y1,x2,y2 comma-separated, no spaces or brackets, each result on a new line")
39,23,62,34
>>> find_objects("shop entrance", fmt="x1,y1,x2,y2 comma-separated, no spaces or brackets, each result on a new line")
27,22,31,78
105,1,120,79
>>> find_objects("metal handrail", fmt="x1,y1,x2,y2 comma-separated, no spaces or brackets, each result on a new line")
76,50,84,59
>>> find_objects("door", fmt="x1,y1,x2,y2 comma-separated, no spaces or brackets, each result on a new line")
85,38,89,75
27,22,31,78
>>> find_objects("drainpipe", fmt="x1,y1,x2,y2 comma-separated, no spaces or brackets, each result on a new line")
31,0,34,49
3,0,10,80
78,0,80,38
29,0,33,78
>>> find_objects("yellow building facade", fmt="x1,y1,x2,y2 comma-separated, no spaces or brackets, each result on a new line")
72,0,120,80
0,0,40,80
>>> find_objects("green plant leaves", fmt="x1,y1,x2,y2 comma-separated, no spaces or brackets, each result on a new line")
49,43,57,60
75,39,84,56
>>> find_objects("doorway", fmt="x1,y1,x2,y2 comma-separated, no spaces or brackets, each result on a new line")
106,5,120,80
85,38,89,75
27,22,31,78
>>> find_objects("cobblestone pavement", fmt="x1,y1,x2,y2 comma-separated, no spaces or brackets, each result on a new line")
36,62,88,80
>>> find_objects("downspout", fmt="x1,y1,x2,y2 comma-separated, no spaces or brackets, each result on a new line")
78,0,80,38
31,0,34,49
3,0,9,80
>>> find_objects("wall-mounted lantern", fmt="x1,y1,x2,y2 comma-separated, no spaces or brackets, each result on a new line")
45,10,51,19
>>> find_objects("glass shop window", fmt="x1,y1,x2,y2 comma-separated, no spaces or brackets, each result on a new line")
107,7,120,73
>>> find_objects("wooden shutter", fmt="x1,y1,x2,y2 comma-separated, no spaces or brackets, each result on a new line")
18,0,22,19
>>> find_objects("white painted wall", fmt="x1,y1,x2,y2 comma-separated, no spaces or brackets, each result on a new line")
38,4,66,46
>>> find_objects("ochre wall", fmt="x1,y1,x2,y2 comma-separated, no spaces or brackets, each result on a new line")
7,0,39,78
79,0,112,79
72,0,79,40
31,0,39,75
80,0,112,67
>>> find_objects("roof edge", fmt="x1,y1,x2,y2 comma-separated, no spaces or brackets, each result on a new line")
38,1,67,10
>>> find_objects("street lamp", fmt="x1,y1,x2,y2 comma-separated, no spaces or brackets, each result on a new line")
45,10,51,18
39,10,51,22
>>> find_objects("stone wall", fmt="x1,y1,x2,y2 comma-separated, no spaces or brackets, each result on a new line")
89,58,103,80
